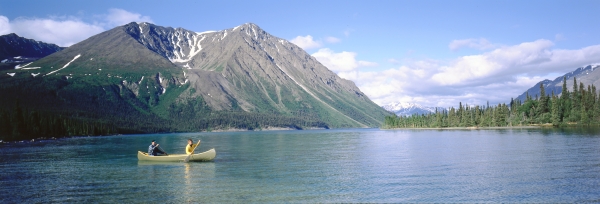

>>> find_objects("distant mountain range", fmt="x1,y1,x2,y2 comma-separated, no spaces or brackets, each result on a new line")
0,22,390,138
382,102,441,116
0,33,64,70
516,64,600,101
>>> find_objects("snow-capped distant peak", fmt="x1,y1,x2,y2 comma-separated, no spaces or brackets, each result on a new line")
382,102,440,116
382,102,424,111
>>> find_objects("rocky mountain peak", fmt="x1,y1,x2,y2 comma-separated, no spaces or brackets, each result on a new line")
0,33,64,66
2,22,391,131
3,33,19,38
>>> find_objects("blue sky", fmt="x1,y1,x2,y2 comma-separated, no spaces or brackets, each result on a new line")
2,0,600,107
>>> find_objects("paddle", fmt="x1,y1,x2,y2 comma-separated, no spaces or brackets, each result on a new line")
184,140,201,162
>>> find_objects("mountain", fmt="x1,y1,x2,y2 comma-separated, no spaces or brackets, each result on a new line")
0,33,64,70
382,102,441,116
0,22,391,139
516,64,600,101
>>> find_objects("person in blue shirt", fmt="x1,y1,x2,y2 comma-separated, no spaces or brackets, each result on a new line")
148,140,168,156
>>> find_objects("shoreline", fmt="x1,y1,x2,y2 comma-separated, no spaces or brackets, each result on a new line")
383,126,545,130
203,126,328,132
382,123,600,130
0,126,329,144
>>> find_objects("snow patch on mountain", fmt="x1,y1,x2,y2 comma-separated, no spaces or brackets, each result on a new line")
15,62,33,69
45,54,81,76
196,31,216,35
221,30,227,40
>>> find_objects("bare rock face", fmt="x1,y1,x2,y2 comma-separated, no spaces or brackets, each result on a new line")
123,22,387,127
2,22,391,130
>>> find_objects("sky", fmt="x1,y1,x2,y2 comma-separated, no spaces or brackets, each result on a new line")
2,0,600,108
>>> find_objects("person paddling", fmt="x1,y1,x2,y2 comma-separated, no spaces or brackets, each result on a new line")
186,139,200,155
148,140,168,156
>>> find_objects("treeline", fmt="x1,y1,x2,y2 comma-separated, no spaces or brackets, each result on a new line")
0,103,117,141
384,77,600,128
0,99,331,142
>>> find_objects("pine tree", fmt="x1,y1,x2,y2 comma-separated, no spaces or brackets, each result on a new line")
538,83,548,115
469,106,475,127
586,85,594,122
570,77,580,122
474,105,481,127
560,77,570,122
581,102,589,125
592,85,598,121
435,108,442,128
579,82,588,124
551,95,560,126
595,86,600,123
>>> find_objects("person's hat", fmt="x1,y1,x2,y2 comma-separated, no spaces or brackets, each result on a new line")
152,140,155,142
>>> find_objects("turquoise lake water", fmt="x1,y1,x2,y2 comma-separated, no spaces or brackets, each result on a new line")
1,128,599,203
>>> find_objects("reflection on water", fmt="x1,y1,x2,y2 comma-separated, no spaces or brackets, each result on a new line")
1,128,599,202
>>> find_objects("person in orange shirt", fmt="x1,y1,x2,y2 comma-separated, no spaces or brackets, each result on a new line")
186,139,200,155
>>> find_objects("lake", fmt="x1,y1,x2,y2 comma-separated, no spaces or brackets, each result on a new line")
1,128,599,203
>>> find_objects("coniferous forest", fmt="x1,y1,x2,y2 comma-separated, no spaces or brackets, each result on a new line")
384,77,600,128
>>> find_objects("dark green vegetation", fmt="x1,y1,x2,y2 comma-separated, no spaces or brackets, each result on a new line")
0,23,390,141
384,77,600,128
0,70,330,141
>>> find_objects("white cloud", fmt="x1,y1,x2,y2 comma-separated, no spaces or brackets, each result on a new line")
449,38,497,51
312,48,378,72
0,16,10,34
325,36,341,43
339,39,600,108
433,39,555,86
7,17,105,47
291,35,342,50
104,8,153,27
290,35,322,50
0,9,153,47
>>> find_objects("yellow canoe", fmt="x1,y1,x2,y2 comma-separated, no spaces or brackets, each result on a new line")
137,148,216,162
